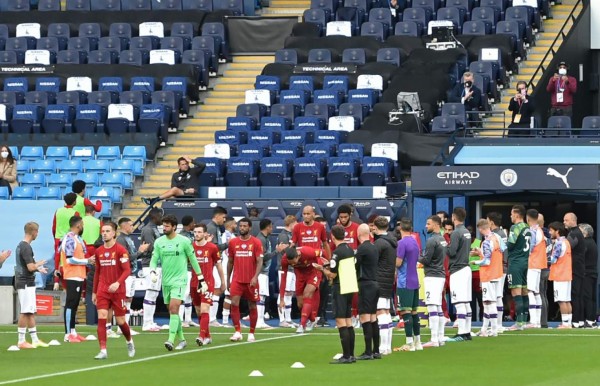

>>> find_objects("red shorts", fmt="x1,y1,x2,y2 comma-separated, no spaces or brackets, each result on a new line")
229,280,260,302
190,276,215,307
296,269,321,296
96,291,127,316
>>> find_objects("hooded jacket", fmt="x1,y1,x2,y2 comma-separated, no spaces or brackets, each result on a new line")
374,232,398,298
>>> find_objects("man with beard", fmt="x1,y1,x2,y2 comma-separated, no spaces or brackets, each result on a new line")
142,156,205,206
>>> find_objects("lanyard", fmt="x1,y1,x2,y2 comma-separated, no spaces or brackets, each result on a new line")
556,78,565,92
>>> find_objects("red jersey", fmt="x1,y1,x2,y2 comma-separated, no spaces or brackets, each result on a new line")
93,243,131,295
280,246,323,294
228,236,264,284
292,221,327,250
192,241,221,286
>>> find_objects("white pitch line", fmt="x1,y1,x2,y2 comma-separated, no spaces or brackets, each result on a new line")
0,334,304,385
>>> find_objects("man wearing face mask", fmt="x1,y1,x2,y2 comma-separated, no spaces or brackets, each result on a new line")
449,72,482,128
508,81,536,136
142,156,205,206
546,61,577,119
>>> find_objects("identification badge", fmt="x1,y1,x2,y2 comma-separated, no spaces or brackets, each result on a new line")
513,114,522,123
556,92,564,103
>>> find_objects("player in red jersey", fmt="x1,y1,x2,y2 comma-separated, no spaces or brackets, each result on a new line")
227,218,264,342
280,246,325,333
92,222,134,360
191,223,223,346
292,205,331,327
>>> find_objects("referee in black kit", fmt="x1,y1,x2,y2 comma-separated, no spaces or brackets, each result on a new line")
314,225,358,364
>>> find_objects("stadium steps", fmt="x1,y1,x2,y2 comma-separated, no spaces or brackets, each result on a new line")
483,0,584,132
118,55,274,220
259,0,309,16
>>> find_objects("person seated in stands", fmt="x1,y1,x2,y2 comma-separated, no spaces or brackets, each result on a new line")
507,81,535,137
142,156,205,206
0,144,17,195
249,207,260,220
449,72,482,128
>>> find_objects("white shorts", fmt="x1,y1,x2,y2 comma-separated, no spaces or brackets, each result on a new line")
18,286,37,314
553,281,571,302
142,267,162,291
527,269,541,293
481,281,497,302
377,297,391,310
278,270,296,292
125,276,136,298
496,273,506,299
213,266,221,289
183,271,192,298
258,273,269,296
423,276,445,306
450,266,472,303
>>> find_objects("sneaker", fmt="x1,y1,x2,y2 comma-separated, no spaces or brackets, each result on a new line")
17,342,35,349
65,335,81,343
202,337,212,345
330,357,353,364
372,352,382,359
478,330,489,338
557,324,572,329
189,321,200,327
126,341,135,358
317,319,330,327
381,349,392,356
264,312,271,320
209,320,222,328
255,322,272,329
230,331,243,342
352,318,361,329
247,333,256,342
129,329,140,336
175,341,187,350
525,323,540,329
507,323,524,331
356,353,373,360
393,343,415,352
279,321,293,328
242,315,250,321
31,340,49,348
164,341,174,351
182,322,190,328
75,334,87,342
447,334,467,342
142,325,161,332
414,341,423,351
159,324,170,330
195,337,204,347
306,320,316,332
94,351,108,360
496,326,506,334
107,329,120,339
463,333,473,341
296,325,305,334
422,341,440,348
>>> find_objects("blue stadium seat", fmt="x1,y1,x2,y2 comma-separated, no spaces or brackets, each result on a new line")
294,116,324,132
5,0,29,10
315,130,341,145
11,186,35,200
495,20,523,57
20,173,46,187
0,91,17,110
274,49,298,65
310,0,336,20
97,146,121,160
11,104,43,134
71,145,95,160
360,21,386,42
57,159,83,174
37,186,62,200
462,20,487,35
431,115,457,133
183,0,213,10
226,157,259,186
581,116,600,137
342,48,366,64
0,186,8,199
67,37,91,62
0,51,17,64
368,8,393,34
20,146,44,161
100,172,130,189
247,131,275,151
360,156,391,185
74,104,105,133
308,48,332,63
305,143,334,158
214,0,243,15
545,116,571,137
470,7,497,34
441,103,467,127
236,103,267,126
479,0,506,19
258,199,287,220
139,104,169,141
191,36,218,74
446,0,471,18
271,144,300,159
16,159,29,173
303,9,327,35
99,77,123,102
260,116,291,133
337,5,364,35
201,22,228,62
38,0,61,11
339,102,366,123
65,0,91,10
25,91,50,107
34,77,60,103
259,157,291,186
47,23,70,51
108,24,132,49
227,116,255,134
289,76,315,94
411,0,437,18
121,90,146,106
338,142,363,158
36,37,59,62
31,159,56,174
215,129,242,155
195,156,224,186
327,157,358,186
279,90,309,109
160,36,184,60
151,90,178,128
162,77,190,116
348,89,378,110
88,49,115,65
170,22,194,50
437,7,464,34
181,50,210,88
84,159,109,173
56,50,82,64
281,131,308,147
121,0,151,10
47,173,72,188
91,0,121,10
402,8,429,35
314,89,343,111
42,104,74,134
78,23,101,51
323,75,349,94
394,21,421,37
89,185,121,204
238,144,265,159
304,103,333,128
88,91,116,107
270,103,301,123
255,75,281,95
4,77,28,104
119,50,144,65
293,157,325,186
505,6,534,45
152,0,182,10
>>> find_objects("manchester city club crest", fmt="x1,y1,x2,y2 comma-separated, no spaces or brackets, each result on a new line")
500,169,518,187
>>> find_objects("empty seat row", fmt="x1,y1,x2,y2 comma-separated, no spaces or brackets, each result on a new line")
2,0,244,13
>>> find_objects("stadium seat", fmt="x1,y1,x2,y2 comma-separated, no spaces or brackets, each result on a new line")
471,7,497,34
437,7,464,34
580,116,600,137
65,0,91,10
360,156,391,186
402,8,429,35
201,22,228,62
11,186,35,200
303,9,327,35
20,173,46,187
225,157,258,186
441,102,467,127
342,48,366,64
338,142,363,158
37,186,62,200
308,48,332,63
293,157,324,186
545,116,572,137
431,116,458,133
479,0,505,19
31,159,56,174
42,104,74,134
121,0,151,10
38,0,61,11
0,186,8,199
327,157,359,186
71,145,95,160
376,47,400,66
259,157,290,186
12,104,43,134
153,0,182,10
20,146,44,161
360,21,386,42
274,49,298,65
183,0,212,10
91,0,121,10
47,173,72,188
47,23,71,51
84,159,110,174
271,143,300,159
462,20,487,35
122,146,146,175
57,159,83,174
195,156,225,186
73,104,105,133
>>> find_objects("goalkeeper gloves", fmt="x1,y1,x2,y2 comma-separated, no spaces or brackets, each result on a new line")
149,270,158,283
197,274,208,294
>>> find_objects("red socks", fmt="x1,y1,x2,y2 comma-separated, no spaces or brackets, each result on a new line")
118,322,131,341
200,312,209,339
231,305,241,332
97,318,107,350
301,297,313,327
311,290,320,321
249,307,257,334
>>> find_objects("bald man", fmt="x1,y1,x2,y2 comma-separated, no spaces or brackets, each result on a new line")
355,223,380,360
292,205,331,330
563,212,586,327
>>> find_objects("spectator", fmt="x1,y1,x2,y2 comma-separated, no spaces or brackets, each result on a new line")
579,223,597,328
508,81,535,136
142,156,206,206
248,207,260,220
546,61,577,119
449,72,482,128
0,144,17,195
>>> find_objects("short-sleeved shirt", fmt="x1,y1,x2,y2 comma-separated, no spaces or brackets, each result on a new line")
341,222,360,251
330,242,355,285
508,222,530,265
396,236,420,290
292,221,327,250
15,241,35,289
193,242,221,286
93,243,131,295
228,236,264,284
151,234,197,287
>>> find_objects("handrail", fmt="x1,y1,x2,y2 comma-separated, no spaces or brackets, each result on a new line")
529,0,585,91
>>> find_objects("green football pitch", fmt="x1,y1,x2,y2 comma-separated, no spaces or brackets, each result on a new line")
1,325,599,385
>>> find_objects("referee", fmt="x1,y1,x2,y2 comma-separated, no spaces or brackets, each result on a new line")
316,225,357,364
355,224,380,360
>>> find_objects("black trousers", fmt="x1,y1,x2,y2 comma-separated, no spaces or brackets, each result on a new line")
64,279,83,334
318,279,330,319
540,269,550,327
571,275,585,324
583,275,598,323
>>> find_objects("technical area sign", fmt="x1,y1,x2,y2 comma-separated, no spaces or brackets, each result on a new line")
411,165,600,191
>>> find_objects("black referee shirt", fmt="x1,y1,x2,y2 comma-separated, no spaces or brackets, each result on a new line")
355,240,378,281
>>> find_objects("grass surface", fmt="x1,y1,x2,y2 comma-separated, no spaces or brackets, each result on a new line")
1,324,599,385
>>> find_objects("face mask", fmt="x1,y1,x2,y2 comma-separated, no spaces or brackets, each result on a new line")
464,81,472,88
0,151,7,158
558,68,567,75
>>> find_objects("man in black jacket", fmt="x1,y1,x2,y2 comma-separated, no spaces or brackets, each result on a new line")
448,71,482,128
508,81,535,136
564,212,586,328
142,156,205,206
579,223,597,328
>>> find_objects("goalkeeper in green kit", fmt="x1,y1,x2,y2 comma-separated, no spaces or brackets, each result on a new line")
149,215,208,351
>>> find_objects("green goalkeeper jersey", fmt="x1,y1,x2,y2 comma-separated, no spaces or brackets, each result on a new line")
507,222,531,265
150,234,201,287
